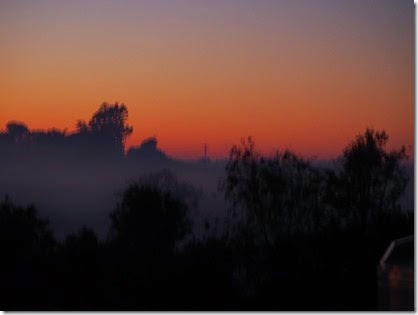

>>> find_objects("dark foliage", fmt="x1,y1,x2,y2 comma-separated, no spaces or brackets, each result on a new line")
0,126,413,310
109,171,194,252
0,196,58,310
222,137,327,247
127,137,169,163
59,227,105,309
325,128,409,231
81,102,133,158
0,102,133,166
219,129,413,310
104,171,197,309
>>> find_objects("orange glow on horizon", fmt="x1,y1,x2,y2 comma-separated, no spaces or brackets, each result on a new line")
0,1,413,160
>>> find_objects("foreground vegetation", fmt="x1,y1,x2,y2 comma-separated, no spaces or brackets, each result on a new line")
0,104,413,310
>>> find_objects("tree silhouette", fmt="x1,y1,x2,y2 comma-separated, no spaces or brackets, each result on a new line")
127,136,169,163
75,120,89,134
222,137,325,246
60,227,104,309
105,171,197,308
0,195,56,263
0,196,57,310
109,171,194,254
87,102,133,155
325,128,409,231
0,112,413,310
5,121,29,144
0,103,136,164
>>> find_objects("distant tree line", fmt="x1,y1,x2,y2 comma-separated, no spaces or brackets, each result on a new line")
0,102,169,166
0,105,413,310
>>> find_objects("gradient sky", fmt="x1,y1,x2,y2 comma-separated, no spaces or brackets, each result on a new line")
0,0,414,159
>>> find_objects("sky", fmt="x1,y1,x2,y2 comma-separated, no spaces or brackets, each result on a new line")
0,0,414,159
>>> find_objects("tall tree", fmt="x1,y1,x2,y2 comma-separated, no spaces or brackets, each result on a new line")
222,137,324,246
87,102,133,155
326,128,409,230
5,121,29,144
